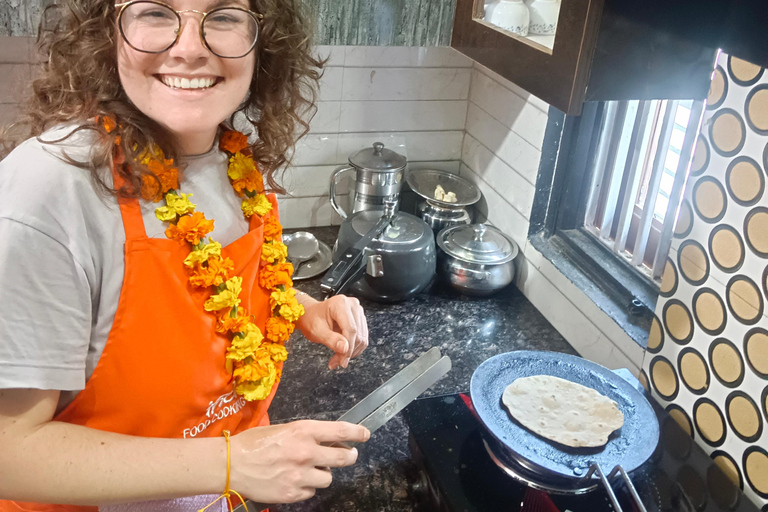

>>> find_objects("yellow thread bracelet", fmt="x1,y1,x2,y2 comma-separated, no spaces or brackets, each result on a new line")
198,430,249,512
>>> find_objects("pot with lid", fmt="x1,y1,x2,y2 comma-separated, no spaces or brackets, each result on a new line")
406,169,482,233
320,204,436,303
330,142,407,219
437,224,519,296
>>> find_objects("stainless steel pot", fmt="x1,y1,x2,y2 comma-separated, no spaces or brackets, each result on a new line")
436,224,518,296
330,142,407,219
406,169,481,233
322,209,436,303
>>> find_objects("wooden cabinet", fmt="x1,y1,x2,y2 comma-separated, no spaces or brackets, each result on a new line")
452,0,726,115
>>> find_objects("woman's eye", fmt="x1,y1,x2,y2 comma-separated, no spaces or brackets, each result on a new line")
137,8,174,19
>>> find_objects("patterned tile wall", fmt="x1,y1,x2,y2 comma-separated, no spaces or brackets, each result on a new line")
642,51,768,510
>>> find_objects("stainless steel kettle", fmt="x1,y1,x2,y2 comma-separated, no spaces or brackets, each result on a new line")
330,142,407,219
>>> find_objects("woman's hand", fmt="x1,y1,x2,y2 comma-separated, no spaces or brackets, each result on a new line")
295,294,369,369
230,420,370,503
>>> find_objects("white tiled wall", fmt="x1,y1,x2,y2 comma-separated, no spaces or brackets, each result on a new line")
281,45,472,229
458,62,644,374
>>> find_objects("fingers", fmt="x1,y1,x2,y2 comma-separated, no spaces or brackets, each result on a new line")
304,420,371,444
350,299,369,358
330,297,357,355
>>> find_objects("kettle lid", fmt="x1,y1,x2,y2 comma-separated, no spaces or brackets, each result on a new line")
350,210,428,244
349,142,407,172
438,223,518,264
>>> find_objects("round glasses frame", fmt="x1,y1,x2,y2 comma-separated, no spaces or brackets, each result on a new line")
115,0,263,59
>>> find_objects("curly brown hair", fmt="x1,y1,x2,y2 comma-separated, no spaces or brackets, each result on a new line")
0,0,323,196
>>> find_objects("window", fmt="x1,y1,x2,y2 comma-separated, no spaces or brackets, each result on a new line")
529,99,705,346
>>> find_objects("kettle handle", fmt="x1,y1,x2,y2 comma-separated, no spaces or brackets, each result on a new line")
330,165,354,219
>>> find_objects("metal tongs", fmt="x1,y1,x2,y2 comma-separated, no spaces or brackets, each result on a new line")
232,348,451,512
319,201,398,298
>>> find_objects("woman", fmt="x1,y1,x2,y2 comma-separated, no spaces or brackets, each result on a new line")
0,0,370,509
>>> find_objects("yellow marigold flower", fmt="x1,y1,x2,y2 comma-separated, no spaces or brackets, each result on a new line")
227,152,257,181
226,323,263,361
204,276,242,311
155,192,196,222
261,241,288,264
265,316,295,343
241,193,272,218
235,366,278,401
279,301,305,323
269,288,296,308
139,143,165,165
264,341,288,362
183,239,222,268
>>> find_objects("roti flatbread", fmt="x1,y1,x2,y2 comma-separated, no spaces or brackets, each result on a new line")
501,375,625,448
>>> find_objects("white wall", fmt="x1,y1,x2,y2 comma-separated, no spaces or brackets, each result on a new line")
280,45,472,229
458,62,645,373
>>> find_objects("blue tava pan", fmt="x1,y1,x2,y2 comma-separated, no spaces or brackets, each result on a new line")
470,350,659,483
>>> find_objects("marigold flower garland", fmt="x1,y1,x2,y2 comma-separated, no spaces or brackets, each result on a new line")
104,117,304,401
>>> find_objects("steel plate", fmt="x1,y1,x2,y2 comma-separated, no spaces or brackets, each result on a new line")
470,350,659,482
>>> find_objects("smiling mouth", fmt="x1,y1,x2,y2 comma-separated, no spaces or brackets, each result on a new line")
157,75,221,90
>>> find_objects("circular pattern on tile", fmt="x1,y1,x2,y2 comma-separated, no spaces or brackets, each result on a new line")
663,299,694,344
693,177,728,223
710,338,745,388
691,136,710,177
667,404,694,437
746,84,768,135
693,288,727,336
709,225,745,273
678,240,710,286
638,369,650,392
744,446,768,498
674,200,695,239
712,450,744,490
764,142,768,180
745,327,768,378
728,55,764,87
651,356,679,401
745,207,768,258
709,109,746,157
726,391,763,443
763,265,768,300
694,398,727,447
727,275,764,325
763,387,768,422
662,414,693,460
678,348,710,394
709,454,743,510
707,65,729,111
726,156,765,207
647,315,665,353
659,258,678,297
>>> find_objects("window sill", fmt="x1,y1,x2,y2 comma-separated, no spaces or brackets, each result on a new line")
528,230,656,349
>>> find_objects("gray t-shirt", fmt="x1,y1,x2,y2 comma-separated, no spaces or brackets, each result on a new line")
0,126,253,412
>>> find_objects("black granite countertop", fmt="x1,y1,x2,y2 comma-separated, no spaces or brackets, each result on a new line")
270,227,578,512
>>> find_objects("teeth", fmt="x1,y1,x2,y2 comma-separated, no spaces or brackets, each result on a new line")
160,76,216,90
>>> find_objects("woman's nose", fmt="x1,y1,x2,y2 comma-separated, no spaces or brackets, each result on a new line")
169,15,209,61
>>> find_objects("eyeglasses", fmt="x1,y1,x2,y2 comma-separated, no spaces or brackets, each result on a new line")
115,0,262,59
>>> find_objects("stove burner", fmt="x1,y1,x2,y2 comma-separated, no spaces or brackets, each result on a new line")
482,438,599,495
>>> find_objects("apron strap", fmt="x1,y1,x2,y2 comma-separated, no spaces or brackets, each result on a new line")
111,156,148,241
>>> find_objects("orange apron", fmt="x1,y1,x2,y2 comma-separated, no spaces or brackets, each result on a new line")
2,173,280,511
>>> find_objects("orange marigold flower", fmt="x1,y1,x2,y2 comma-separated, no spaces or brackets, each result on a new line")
263,215,282,241
101,115,116,133
219,130,249,154
231,170,264,196
165,211,214,245
188,255,234,288
140,158,180,201
216,305,251,334
265,316,295,343
259,262,294,290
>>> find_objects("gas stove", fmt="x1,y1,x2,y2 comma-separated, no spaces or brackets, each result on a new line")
403,394,760,512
